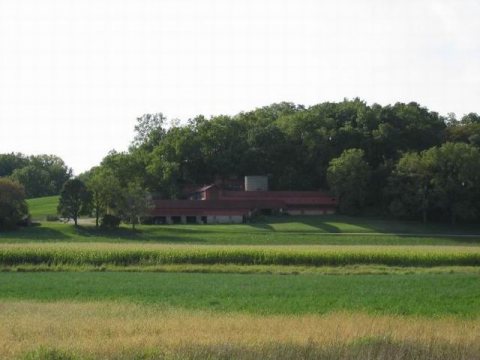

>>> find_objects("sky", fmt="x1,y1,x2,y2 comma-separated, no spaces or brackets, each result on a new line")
0,0,479,174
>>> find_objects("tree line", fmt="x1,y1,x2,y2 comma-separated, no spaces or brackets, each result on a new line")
0,153,72,198
57,175,148,229
84,99,479,224
1,99,480,230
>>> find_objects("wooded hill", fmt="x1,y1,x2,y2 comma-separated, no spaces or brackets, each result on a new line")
2,99,480,224
83,99,480,223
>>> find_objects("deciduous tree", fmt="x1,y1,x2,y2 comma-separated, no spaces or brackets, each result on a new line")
58,179,92,226
86,167,121,227
0,178,29,230
327,149,370,214
387,152,434,223
118,181,150,230
429,143,480,224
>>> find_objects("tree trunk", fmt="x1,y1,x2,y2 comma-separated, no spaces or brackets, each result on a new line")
94,193,100,228
74,217,78,226
421,189,428,224
422,208,427,224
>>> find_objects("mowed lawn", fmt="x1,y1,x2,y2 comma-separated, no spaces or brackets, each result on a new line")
1,272,479,317
14,196,480,246
3,222,480,246
26,195,59,220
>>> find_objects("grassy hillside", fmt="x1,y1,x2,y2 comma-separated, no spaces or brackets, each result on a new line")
26,195,59,220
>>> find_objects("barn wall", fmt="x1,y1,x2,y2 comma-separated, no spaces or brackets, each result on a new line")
207,215,243,224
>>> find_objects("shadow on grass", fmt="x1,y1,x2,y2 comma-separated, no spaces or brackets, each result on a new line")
251,216,342,233
258,215,480,235
249,223,276,231
74,225,142,239
0,225,71,241
0,223,206,244
300,220,341,233
2,217,479,246
72,225,207,244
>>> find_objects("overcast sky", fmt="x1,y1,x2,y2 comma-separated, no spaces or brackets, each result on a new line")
0,0,479,174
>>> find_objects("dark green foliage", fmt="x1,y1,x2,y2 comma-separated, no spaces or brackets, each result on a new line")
101,214,121,229
10,165,54,198
6,99,472,223
57,179,92,226
0,178,28,230
0,153,28,177
429,143,480,223
117,181,150,229
29,155,72,195
327,149,370,214
132,113,167,150
113,100,475,222
446,113,480,147
387,152,433,222
388,143,480,223
97,99,452,202
0,153,71,197
84,167,121,227
100,150,147,189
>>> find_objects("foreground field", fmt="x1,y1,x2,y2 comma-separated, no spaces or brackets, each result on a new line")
1,272,479,317
1,197,476,359
1,301,479,360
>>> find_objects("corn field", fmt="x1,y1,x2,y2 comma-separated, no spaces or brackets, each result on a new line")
1,244,479,267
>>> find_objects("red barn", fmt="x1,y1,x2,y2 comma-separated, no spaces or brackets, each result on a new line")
150,176,337,224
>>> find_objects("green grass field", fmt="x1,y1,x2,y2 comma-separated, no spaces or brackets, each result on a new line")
2,219,480,246
1,272,479,317
1,196,479,359
26,196,59,220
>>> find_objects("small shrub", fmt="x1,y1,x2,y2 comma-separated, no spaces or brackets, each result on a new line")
23,347,80,360
140,216,154,225
101,214,121,229
46,215,59,222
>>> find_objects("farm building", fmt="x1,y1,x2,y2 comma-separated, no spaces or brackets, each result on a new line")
150,176,337,224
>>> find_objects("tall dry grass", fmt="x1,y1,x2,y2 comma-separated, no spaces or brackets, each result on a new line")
0,301,479,359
